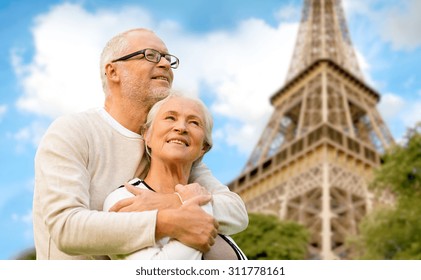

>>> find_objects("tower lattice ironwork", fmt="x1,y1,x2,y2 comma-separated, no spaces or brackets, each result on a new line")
228,0,394,259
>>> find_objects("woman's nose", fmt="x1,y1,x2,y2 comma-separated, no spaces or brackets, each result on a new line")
174,121,187,133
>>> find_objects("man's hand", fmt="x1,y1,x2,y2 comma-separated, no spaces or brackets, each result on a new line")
175,183,210,202
156,195,219,253
109,183,180,212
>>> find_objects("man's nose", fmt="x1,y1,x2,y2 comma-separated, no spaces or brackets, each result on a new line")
157,56,171,69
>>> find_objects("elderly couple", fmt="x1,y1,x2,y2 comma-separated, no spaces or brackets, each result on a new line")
33,28,248,260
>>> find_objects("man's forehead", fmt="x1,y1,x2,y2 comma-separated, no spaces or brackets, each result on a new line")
126,30,168,52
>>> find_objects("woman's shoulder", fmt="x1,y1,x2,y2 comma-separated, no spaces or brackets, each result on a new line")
103,178,147,211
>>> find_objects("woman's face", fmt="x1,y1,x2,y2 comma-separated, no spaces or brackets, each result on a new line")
145,96,207,165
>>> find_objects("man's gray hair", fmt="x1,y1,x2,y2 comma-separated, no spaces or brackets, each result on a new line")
99,28,154,96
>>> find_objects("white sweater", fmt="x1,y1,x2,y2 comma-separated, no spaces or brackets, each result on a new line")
33,108,248,260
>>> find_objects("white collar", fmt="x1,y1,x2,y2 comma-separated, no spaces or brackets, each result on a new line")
97,107,142,139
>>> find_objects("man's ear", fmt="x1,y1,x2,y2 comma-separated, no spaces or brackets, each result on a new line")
105,63,120,83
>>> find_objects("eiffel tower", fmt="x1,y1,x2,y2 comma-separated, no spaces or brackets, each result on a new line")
228,0,394,259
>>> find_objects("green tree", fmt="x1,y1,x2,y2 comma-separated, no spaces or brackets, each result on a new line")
14,248,36,260
349,123,421,259
232,212,309,260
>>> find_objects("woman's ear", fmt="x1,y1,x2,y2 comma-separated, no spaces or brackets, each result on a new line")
143,127,153,158
143,127,152,149
200,142,211,156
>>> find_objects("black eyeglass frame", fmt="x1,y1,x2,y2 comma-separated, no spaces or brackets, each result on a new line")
111,48,179,69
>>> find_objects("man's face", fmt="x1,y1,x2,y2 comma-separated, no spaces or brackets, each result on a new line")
117,31,175,108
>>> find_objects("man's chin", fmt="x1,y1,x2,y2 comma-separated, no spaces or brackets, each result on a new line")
143,88,170,109
151,87,170,100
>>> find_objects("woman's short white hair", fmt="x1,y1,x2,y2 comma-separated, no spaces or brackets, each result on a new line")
143,90,214,159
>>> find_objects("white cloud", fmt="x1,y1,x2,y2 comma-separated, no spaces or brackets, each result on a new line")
274,4,301,22
354,49,378,88
11,208,34,246
378,93,405,120
405,103,421,125
402,99,421,129
12,209,32,225
7,121,49,152
377,91,421,140
344,0,421,51
223,121,269,154
13,3,156,118
379,0,421,50
13,3,298,155
16,210,35,243
342,0,378,17
0,104,7,121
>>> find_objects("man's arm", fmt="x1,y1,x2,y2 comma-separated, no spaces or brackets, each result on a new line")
112,163,249,236
108,183,218,252
155,196,218,252
190,161,249,235
109,182,209,212
104,187,218,256
34,116,155,257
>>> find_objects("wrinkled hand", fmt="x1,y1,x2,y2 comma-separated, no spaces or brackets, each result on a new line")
157,195,219,253
175,183,210,203
109,183,180,212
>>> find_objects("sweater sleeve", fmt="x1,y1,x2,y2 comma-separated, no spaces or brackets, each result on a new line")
189,162,249,235
34,116,156,256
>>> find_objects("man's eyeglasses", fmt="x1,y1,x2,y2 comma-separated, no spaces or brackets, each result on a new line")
111,48,179,69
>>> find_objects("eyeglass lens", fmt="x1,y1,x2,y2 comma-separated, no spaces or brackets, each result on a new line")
145,49,178,68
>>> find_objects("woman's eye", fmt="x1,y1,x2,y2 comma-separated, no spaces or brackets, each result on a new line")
190,120,200,126
165,116,176,120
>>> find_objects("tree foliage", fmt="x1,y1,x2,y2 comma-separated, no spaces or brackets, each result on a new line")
232,212,309,260
370,124,421,198
14,248,36,260
349,123,421,259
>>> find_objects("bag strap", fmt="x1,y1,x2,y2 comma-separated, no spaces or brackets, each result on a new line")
218,234,246,260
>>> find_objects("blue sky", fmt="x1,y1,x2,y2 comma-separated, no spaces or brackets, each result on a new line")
0,0,420,260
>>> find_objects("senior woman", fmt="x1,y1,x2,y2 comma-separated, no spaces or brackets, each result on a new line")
103,92,246,260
